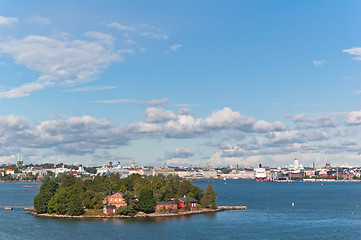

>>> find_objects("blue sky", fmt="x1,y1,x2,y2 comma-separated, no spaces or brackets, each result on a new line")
1,0,361,168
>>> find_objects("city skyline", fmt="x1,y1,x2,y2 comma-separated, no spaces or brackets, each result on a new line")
1,1,361,167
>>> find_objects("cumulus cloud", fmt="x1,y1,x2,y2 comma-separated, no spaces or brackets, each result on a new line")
221,146,245,158
253,120,286,132
1,107,361,164
143,108,177,123
345,110,361,125
165,148,193,159
290,113,339,129
0,16,19,26
162,107,287,138
0,33,120,98
178,108,194,115
265,130,330,146
0,115,130,155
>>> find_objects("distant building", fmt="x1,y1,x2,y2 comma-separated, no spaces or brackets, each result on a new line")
103,192,127,208
103,204,117,214
155,201,177,211
16,154,24,167
324,160,332,170
5,169,14,175
174,197,198,209
55,166,70,177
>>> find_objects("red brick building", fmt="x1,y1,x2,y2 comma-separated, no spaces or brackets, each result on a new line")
174,197,198,209
155,201,178,211
103,204,117,214
103,192,127,208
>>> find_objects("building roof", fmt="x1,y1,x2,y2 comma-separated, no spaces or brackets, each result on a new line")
156,201,177,205
178,197,197,203
105,204,117,209
107,192,125,197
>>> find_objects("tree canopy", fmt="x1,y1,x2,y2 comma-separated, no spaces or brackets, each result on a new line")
34,173,216,216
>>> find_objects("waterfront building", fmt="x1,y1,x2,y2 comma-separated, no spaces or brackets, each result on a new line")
103,192,127,208
324,160,332,170
151,166,175,176
103,205,117,214
174,197,198,209
55,166,70,177
155,201,177,211
5,169,14,175
289,159,304,172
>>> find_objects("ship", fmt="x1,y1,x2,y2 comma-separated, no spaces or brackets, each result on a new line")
254,163,267,181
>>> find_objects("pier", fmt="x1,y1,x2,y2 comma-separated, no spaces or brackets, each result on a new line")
0,206,34,211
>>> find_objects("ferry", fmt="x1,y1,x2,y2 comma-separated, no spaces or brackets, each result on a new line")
254,163,267,181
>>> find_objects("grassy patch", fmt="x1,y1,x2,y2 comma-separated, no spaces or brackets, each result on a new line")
82,209,104,217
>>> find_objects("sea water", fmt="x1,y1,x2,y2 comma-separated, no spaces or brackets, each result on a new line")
0,179,361,240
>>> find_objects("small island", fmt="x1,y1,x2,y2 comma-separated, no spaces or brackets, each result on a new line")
33,173,246,218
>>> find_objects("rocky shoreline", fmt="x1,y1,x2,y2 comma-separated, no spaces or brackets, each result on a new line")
30,206,247,219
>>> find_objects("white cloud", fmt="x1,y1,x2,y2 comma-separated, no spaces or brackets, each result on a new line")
0,34,120,98
28,16,50,25
169,44,182,52
290,113,339,129
343,47,361,61
143,108,177,123
140,97,170,107
294,103,320,107
0,107,361,164
253,120,286,132
139,47,147,53
92,99,136,104
201,107,254,130
178,108,194,116
173,103,199,107
0,16,19,26
65,85,118,92
165,148,193,159
118,49,135,55
313,60,325,66
139,24,168,40
107,22,136,31
85,31,115,46
345,110,361,125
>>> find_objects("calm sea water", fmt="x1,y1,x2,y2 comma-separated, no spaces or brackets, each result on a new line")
1,180,361,240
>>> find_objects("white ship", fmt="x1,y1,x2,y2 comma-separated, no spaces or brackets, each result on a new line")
254,163,267,181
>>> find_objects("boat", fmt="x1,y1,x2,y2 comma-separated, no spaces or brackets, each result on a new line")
254,163,267,181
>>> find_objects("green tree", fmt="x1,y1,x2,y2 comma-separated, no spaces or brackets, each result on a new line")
81,190,102,209
34,191,53,214
47,186,84,216
33,181,58,214
117,206,137,216
138,187,156,213
66,186,84,216
185,196,191,211
60,173,77,188
201,184,217,208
